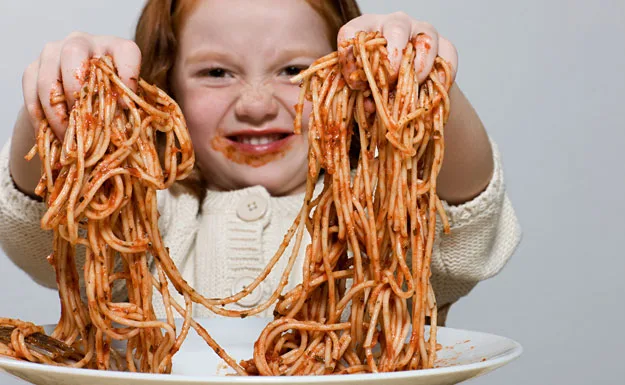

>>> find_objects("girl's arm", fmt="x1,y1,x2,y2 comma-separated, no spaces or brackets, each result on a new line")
10,108,42,198
338,13,495,205
437,84,494,205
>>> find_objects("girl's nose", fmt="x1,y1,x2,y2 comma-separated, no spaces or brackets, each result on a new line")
235,83,279,124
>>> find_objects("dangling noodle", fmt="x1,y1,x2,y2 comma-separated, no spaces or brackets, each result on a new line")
0,31,452,376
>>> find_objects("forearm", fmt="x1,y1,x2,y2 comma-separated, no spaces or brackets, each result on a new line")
437,84,494,205
9,108,42,198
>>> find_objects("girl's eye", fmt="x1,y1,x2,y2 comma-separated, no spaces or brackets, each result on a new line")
197,68,230,78
280,65,308,77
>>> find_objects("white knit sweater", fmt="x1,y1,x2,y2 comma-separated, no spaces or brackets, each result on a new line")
0,141,521,320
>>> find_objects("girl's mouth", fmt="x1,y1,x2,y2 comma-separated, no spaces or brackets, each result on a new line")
224,133,293,155
211,131,296,168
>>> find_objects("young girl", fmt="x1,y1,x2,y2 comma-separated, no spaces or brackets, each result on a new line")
0,0,520,325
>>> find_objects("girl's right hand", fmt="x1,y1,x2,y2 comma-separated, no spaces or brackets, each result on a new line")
22,31,142,140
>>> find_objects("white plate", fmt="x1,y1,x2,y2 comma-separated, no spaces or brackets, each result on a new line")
0,318,521,385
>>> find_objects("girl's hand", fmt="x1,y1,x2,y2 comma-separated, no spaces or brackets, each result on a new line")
22,32,142,139
337,12,458,89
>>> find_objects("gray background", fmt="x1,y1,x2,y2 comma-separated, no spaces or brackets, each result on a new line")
0,0,623,384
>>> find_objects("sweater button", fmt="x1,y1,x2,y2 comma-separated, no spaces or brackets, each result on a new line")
236,194,268,222
232,276,263,307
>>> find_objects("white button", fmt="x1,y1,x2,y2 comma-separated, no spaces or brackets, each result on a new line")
236,194,267,222
232,276,263,307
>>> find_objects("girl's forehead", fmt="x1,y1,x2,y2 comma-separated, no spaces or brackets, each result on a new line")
182,0,328,39
179,0,333,56
189,1,316,22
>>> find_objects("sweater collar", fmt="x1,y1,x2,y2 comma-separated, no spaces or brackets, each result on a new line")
201,177,325,217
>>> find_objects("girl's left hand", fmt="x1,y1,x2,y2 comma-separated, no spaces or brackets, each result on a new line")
337,12,458,89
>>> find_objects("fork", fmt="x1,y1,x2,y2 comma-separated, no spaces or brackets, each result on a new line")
0,326,84,364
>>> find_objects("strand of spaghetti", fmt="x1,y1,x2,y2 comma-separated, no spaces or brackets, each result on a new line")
97,63,168,120
289,53,338,83
163,287,247,375
357,34,394,131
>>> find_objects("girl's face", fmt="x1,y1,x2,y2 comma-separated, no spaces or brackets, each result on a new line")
172,0,333,196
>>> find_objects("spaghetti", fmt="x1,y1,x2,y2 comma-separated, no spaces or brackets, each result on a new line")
0,31,452,376
244,31,452,375
1,56,197,373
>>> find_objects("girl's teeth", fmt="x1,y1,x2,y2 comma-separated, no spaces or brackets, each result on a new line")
237,134,282,145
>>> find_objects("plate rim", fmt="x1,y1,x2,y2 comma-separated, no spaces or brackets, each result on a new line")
0,326,522,384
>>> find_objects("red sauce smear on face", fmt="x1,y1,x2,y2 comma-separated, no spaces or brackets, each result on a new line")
211,136,291,168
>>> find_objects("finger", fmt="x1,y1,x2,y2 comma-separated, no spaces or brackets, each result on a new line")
337,14,383,89
106,38,142,92
337,14,382,46
380,12,413,76
437,36,458,84
59,32,95,111
93,36,142,93
22,58,44,135
37,41,69,139
410,22,439,84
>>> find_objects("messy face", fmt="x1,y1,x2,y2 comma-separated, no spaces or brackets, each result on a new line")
172,0,333,195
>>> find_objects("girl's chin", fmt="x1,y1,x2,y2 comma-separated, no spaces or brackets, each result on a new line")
204,158,305,196
232,167,306,195
201,148,308,195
